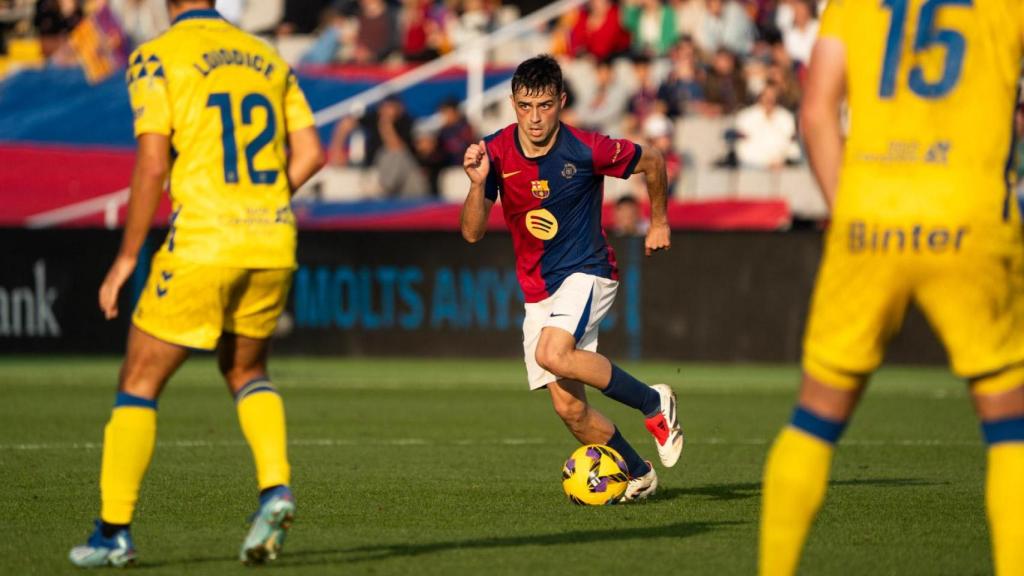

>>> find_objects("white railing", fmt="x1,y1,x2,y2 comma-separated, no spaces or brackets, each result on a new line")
26,0,586,229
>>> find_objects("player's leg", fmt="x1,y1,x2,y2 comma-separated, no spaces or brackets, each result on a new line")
912,224,1024,576
220,267,294,564
548,379,657,500
760,373,865,576
69,326,190,568
219,333,291,498
534,273,683,466
760,228,907,576
971,371,1024,576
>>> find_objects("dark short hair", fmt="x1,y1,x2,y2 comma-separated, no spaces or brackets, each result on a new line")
616,195,639,207
511,55,564,98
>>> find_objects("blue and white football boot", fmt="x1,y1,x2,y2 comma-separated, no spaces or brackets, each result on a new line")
240,485,295,564
69,520,137,568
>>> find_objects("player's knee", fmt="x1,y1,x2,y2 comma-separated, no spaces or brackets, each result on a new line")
117,363,161,399
222,366,266,391
972,366,1024,426
536,343,572,377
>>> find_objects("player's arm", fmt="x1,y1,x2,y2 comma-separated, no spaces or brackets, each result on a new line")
461,139,495,243
633,145,671,256
98,133,169,319
287,125,325,193
800,36,846,209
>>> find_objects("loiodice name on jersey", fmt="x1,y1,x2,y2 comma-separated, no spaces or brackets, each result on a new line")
193,48,276,79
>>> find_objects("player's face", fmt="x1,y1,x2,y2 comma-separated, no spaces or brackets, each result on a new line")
512,87,566,147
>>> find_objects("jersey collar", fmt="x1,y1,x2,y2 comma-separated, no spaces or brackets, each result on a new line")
172,8,224,25
514,122,564,163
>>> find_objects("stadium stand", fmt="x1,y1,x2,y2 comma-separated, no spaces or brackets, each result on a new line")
0,0,837,228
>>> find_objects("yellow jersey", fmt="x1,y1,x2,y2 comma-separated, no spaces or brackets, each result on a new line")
819,0,1023,224
127,8,315,268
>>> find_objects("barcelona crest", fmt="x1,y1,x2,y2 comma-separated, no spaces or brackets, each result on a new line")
531,179,551,199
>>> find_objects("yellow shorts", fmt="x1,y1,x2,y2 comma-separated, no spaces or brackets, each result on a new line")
803,218,1024,388
132,250,293,350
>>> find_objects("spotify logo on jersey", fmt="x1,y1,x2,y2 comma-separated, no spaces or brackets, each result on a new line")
526,209,559,240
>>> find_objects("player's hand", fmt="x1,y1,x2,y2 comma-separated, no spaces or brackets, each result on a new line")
645,222,671,256
98,255,137,320
464,139,490,185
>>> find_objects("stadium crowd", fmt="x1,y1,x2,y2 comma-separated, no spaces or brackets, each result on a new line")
0,0,889,210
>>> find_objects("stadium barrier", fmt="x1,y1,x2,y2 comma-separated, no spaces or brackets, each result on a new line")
0,228,946,366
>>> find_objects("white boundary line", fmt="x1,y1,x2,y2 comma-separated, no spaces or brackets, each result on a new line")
0,437,982,451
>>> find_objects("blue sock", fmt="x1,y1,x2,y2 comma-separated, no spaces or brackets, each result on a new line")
602,364,662,417
606,427,650,478
790,406,847,444
259,484,290,506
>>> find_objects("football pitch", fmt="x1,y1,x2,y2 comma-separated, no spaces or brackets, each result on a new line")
1,357,993,575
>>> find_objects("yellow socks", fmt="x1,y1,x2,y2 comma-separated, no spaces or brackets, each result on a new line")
760,407,843,576
236,378,290,490
982,418,1024,575
100,394,158,525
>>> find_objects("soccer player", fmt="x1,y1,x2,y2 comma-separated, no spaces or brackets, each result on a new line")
461,55,684,500
760,2,1024,574
68,0,324,567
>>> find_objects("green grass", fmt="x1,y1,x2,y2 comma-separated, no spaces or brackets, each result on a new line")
0,358,992,575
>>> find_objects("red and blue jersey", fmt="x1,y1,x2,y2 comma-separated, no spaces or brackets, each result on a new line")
484,123,642,303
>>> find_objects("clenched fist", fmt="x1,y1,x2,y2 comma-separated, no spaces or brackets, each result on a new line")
464,140,490,185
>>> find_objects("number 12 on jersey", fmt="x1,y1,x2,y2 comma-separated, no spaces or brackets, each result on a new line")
206,92,279,185
880,0,972,99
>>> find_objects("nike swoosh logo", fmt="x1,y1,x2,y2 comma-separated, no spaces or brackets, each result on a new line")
549,313,571,318
156,285,168,298
502,170,522,179
161,270,173,282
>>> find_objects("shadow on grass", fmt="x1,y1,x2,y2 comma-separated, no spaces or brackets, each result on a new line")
140,520,737,569
278,520,739,567
136,479,934,569
661,477,940,502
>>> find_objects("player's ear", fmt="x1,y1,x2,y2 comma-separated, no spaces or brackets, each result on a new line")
559,91,567,109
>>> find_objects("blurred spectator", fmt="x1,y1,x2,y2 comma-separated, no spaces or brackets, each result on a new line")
733,81,798,168
300,8,345,64
698,0,753,56
413,97,477,197
108,0,167,46
627,54,662,123
701,48,746,115
611,195,649,237
401,0,444,61
657,38,704,117
352,0,400,63
549,10,578,56
34,0,82,58
780,0,817,65
576,58,630,135
446,0,496,50
622,0,678,57
766,59,800,110
414,123,446,197
329,96,429,197
436,97,477,165
669,0,705,41
642,112,681,194
569,0,630,61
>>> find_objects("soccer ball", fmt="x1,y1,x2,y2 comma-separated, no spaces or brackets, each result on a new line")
561,444,630,505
